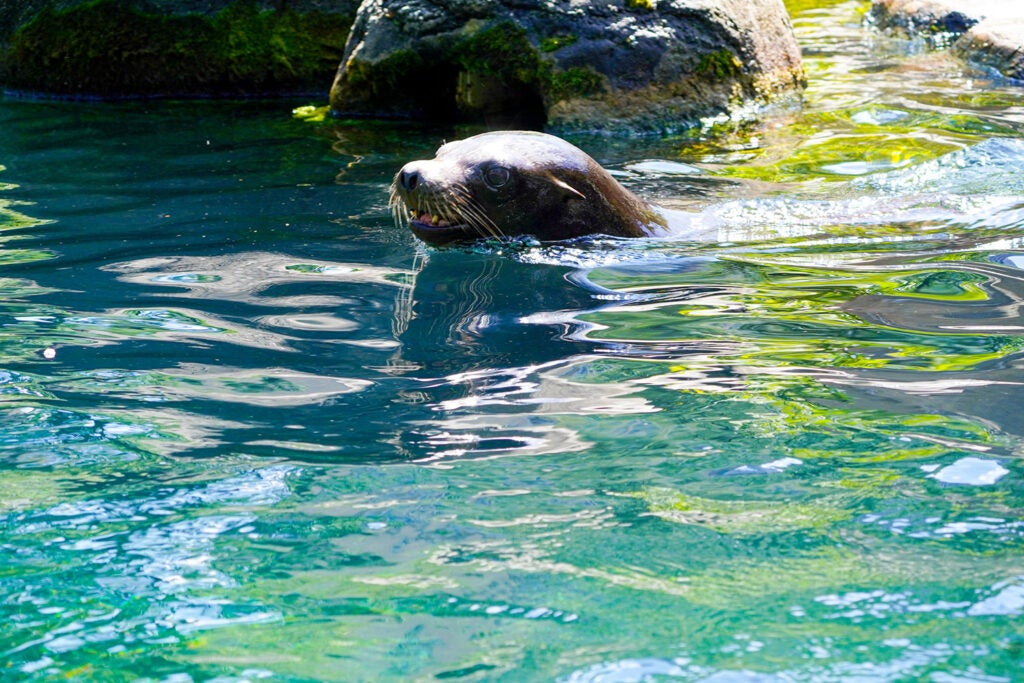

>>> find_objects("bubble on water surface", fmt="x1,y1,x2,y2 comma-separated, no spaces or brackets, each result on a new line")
726,457,802,475
562,657,689,683
256,312,360,332
440,595,579,623
968,579,1024,616
25,466,296,531
850,108,910,125
626,160,704,176
927,457,1009,486
150,272,222,284
861,512,1024,540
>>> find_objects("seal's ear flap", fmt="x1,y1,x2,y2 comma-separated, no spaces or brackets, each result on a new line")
546,174,586,201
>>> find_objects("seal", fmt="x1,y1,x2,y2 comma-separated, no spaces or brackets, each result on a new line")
390,131,667,245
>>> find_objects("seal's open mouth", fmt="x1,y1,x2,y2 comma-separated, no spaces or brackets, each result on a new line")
407,210,474,244
389,178,502,245
410,211,454,229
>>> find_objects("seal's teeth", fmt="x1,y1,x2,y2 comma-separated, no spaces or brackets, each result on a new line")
409,210,454,227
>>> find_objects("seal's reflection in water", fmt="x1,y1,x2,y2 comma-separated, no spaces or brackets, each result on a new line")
390,250,600,374
387,249,698,462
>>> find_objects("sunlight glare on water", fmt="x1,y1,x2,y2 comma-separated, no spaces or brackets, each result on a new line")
1,1,1023,680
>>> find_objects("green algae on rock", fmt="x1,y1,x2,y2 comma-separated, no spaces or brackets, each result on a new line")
330,0,806,134
0,0,354,98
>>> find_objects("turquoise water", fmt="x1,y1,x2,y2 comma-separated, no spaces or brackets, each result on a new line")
3,2,1024,681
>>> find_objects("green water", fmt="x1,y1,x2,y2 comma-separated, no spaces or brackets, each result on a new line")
2,2,1024,681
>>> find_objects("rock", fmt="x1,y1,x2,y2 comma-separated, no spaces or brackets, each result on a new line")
871,0,1024,82
329,0,805,133
870,0,979,37
953,21,1024,82
0,0,358,98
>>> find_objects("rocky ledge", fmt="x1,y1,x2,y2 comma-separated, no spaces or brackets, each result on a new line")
0,0,358,98
329,0,805,134
871,0,1024,82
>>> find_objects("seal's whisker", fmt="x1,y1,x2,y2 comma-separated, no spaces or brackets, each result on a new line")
464,204,499,239
448,192,490,238
463,202,500,239
464,191,504,238
451,185,503,239
388,181,410,229
441,188,476,235
390,172,505,240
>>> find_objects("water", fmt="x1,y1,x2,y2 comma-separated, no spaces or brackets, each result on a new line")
2,2,1024,680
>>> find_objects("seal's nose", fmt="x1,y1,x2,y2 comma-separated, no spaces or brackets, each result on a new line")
399,165,420,192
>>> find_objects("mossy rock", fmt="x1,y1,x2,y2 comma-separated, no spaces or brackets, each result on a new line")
330,0,805,133
332,21,609,127
0,0,353,97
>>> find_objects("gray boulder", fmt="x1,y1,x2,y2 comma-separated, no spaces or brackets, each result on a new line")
329,0,805,133
871,0,1024,82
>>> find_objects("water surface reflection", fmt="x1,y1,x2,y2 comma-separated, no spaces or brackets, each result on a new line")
2,2,1024,677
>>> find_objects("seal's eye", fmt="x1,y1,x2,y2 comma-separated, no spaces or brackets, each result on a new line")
483,166,511,189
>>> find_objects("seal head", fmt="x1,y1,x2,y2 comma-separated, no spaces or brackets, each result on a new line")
390,131,665,245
